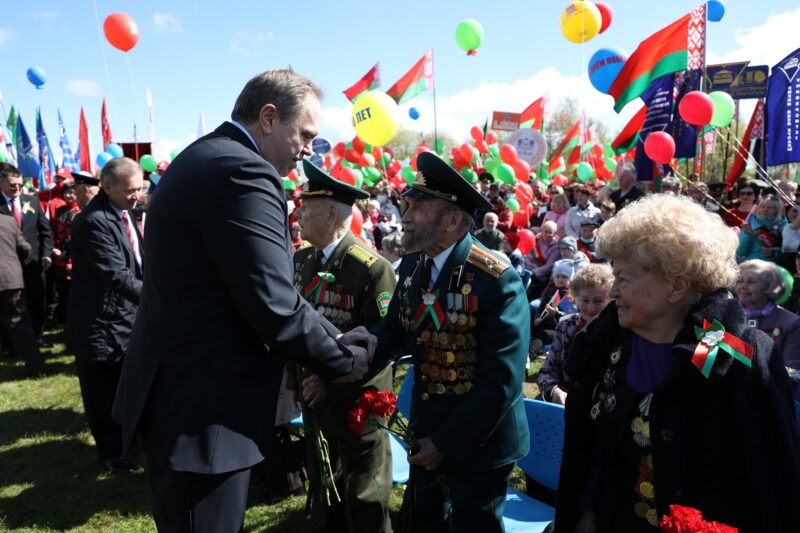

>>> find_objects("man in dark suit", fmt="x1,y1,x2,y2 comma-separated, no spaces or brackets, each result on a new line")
67,157,144,473
0,163,53,346
113,68,370,533
0,214,46,376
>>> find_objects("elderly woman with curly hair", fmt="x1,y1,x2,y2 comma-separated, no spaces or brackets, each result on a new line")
736,259,800,368
556,195,800,533
737,194,786,263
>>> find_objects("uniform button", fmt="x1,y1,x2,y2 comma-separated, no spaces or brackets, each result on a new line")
661,429,674,442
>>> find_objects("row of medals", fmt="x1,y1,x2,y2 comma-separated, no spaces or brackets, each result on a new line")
315,291,354,326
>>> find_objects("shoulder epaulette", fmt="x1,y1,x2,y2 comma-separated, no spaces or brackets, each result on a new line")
466,244,510,278
294,242,313,256
346,244,378,267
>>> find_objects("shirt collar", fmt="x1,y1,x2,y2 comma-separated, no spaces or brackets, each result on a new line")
318,233,347,265
108,201,125,220
230,120,261,155
2,192,16,205
426,241,457,276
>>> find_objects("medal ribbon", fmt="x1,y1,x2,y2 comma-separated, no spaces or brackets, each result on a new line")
303,272,336,305
414,289,445,331
692,319,754,378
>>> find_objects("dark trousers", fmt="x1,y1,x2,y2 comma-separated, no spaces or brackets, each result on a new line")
403,462,514,533
75,357,124,461
44,267,58,327
22,261,45,336
145,458,251,533
0,289,45,373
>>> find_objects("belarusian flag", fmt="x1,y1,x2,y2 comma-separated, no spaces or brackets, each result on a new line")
344,63,381,103
548,155,565,177
520,95,547,130
553,119,582,156
386,49,434,104
612,105,648,154
609,4,706,112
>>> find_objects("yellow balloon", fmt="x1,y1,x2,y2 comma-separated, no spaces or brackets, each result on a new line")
351,90,400,147
561,0,602,44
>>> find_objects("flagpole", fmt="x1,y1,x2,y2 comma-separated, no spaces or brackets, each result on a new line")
432,48,438,153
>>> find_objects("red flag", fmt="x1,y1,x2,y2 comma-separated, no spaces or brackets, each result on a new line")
566,145,582,167
101,98,113,149
520,95,548,130
78,107,93,173
611,105,648,154
726,100,764,185
343,63,381,102
554,119,583,156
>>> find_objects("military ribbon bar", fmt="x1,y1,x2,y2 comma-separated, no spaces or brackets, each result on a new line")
303,272,336,305
692,319,754,378
414,289,445,331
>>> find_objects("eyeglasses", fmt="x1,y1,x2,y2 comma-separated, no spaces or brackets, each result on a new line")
4,183,23,189
739,190,754,196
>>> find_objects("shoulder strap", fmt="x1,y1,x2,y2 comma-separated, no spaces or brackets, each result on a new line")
466,244,510,278
346,244,378,268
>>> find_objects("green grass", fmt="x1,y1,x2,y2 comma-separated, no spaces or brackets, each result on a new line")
0,332,541,532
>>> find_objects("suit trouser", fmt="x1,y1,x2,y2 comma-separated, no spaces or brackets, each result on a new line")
0,289,45,373
403,461,514,533
145,458,251,533
22,261,45,336
75,357,124,461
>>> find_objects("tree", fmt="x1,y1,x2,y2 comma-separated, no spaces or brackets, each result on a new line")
386,128,459,161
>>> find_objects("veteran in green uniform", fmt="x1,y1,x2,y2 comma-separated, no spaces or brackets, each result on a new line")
288,159,396,533
369,152,531,533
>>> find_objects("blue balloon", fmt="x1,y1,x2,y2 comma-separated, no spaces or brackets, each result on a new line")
96,152,113,168
26,66,47,90
409,107,420,120
588,47,628,94
707,0,725,22
106,143,124,158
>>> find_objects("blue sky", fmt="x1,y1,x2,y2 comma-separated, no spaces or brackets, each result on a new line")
1,1,798,162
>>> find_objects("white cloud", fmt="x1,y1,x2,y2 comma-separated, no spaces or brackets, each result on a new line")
708,7,800,67
153,12,180,32
66,79,102,97
229,31,273,56
151,134,196,162
0,28,13,47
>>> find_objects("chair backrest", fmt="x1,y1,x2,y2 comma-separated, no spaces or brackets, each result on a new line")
396,366,414,419
517,399,565,491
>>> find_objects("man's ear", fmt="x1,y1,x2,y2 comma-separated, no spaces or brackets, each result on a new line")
259,104,278,134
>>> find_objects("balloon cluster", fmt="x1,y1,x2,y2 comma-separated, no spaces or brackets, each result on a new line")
561,1,611,44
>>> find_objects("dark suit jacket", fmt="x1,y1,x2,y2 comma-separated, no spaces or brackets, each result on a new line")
0,215,31,290
0,193,53,265
113,121,355,475
65,189,143,362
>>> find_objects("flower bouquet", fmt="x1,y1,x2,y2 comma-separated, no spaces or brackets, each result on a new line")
660,505,738,533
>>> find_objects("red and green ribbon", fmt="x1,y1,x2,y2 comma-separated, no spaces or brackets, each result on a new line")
303,272,336,305
414,289,445,331
692,319,754,378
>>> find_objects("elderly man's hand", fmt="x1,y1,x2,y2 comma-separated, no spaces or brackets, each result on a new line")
407,437,444,471
337,326,377,363
301,374,327,407
333,345,369,383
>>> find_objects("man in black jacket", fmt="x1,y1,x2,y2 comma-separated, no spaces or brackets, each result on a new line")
113,68,370,533
67,157,144,473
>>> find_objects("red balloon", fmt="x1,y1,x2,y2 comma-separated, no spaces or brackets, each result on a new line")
372,146,382,160
287,169,299,181
475,140,489,154
553,174,569,186
350,205,364,235
513,160,531,181
333,142,346,157
460,143,474,164
644,132,676,164
470,126,484,142
516,229,536,255
596,2,613,34
352,136,366,153
513,210,530,229
383,146,395,159
679,91,714,126
410,155,419,171
485,131,498,145
104,13,139,52
358,154,372,167
344,149,361,164
515,182,533,203
500,144,517,165
340,167,357,185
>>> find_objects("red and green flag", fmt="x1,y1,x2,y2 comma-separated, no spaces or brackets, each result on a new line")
386,49,434,105
612,105,648,154
548,155,566,177
343,63,381,103
519,95,548,130
609,4,706,112
553,119,583,156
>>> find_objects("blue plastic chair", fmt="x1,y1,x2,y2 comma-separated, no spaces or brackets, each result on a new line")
390,360,415,484
503,399,565,533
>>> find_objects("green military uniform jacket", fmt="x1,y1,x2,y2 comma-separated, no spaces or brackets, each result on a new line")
290,231,396,437
371,232,531,470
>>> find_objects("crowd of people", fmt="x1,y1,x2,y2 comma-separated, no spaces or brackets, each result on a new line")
1,67,800,533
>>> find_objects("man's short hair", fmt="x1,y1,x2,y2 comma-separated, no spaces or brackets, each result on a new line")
0,162,21,181
231,68,323,125
382,231,404,256
100,157,143,187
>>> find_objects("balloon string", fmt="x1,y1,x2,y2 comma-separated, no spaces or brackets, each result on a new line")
126,55,144,143
91,0,116,121
670,166,747,224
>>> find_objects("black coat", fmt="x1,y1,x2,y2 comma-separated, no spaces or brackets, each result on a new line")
65,189,143,362
555,291,800,533
0,193,53,265
112,122,355,475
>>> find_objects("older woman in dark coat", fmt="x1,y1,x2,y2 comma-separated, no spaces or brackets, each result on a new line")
556,194,800,533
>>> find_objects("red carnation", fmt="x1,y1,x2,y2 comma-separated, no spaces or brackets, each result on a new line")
700,522,738,533
347,407,367,434
661,505,738,533
357,388,380,411
371,391,397,418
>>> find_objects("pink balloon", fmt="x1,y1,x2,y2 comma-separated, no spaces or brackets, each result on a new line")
644,132,676,164
596,2,613,34
679,91,714,127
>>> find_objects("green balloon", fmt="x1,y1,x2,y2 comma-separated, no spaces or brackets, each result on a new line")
609,180,619,188
461,167,478,183
352,168,364,189
576,162,594,181
709,91,736,128
506,198,520,213
0,152,5,163
401,166,415,184
606,158,617,171
140,154,157,173
489,145,500,159
362,153,375,166
483,157,498,173
364,166,382,183
170,149,179,161
381,153,392,167
346,142,353,150
342,160,354,168
282,179,296,191
364,143,373,153
776,266,795,305
455,19,484,52
496,163,515,185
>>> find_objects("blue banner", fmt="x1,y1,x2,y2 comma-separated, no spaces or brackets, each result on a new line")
636,74,675,181
766,47,800,165
58,109,80,172
15,114,40,181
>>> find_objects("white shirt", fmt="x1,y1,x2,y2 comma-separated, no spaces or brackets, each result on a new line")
424,241,458,289
230,120,260,155
2,191,19,213
317,234,346,266
110,203,142,266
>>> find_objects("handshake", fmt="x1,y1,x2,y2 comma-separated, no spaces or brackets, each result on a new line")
334,326,378,383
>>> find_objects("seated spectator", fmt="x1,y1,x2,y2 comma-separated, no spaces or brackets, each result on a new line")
527,221,561,297
565,184,601,237
778,179,798,205
737,194,786,263
558,236,590,272
490,195,513,233
531,259,579,357
379,230,404,278
687,179,709,205
737,259,800,368
475,212,506,251
782,206,800,268
723,182,757,228
543,193,570,238
538,263,613,404
610,163,645,211
660,175,682,195
598,200,616,225
576,219,602,263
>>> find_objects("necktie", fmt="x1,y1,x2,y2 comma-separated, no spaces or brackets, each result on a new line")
121,212,137,255
314,249,326,271
421,257,435,291
11,199,22,229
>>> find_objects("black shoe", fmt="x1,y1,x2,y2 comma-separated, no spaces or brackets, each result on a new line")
101,457,133,473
